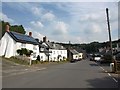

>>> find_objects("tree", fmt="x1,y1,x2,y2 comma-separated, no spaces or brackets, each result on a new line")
1,21,26,37
1,21,10,37
10,25,26,34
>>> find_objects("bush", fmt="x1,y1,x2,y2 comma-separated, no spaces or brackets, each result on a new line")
17,49,22,55
17,48,33,56
103,54,112,62
32,60,40,64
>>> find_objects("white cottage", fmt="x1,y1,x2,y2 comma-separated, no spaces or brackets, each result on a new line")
40,37,67,61
0,25,39,60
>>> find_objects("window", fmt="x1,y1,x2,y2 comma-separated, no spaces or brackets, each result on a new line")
53,51,55,54
79,55,81,58
41,56,43,60
31,52,36,58
33,45,37,50
61,51,62,54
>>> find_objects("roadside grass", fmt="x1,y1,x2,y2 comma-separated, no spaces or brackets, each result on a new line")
3,56,29,65
1,56,69,66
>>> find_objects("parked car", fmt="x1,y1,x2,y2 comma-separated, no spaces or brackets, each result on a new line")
94,54,102,62
70,59,77,63
89,54,94,61
89,54,102,62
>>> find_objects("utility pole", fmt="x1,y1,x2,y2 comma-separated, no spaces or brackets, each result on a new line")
106,8,116,72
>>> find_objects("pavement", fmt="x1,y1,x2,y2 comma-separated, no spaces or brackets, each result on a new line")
2,58,119,88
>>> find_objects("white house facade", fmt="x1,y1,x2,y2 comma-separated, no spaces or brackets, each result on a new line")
0,28,39,60
39,37,67,61
49,49,67,61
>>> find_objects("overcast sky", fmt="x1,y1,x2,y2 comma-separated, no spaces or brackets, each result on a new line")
1,0,119,44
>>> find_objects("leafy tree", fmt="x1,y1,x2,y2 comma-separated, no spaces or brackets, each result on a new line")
1,21,26,37
1,21,10,37
10,25,26,34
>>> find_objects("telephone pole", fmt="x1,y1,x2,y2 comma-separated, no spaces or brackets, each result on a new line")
106,8,116,72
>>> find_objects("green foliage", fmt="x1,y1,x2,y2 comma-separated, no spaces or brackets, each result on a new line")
17,49,23,55
10,25,26,34
103,54,112,62
17,48,33,56
8,56,29,65
32,60,40,64
1,21,26,37
1,21,10,37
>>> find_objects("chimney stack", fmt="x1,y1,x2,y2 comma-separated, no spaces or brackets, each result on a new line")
29,32,32,37
6,25,10,32
43,36,47,42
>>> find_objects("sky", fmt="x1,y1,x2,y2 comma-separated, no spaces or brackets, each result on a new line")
0,0,119,44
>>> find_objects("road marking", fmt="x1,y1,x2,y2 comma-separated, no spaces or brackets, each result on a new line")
108,73,111,76
112,78,118,83
100,67,105,71
105,71,107,73
99,66,118,83
107,73,118,83
36,68,46,71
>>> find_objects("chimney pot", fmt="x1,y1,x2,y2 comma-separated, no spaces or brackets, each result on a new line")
43,36,47,42
29,32,32,37
6,25,10,32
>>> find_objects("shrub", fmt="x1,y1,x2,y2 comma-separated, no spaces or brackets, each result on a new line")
17,49,22,55
103,54,112,62
17,48,33,56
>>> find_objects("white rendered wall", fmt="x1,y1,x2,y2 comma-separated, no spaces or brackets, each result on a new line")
49,49,67,61
0,33,16,58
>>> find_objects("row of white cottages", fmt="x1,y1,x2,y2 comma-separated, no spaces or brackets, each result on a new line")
0,27,83,61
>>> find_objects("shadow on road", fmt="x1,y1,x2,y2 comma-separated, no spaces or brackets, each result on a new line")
89,63,99,66
86,76,118,88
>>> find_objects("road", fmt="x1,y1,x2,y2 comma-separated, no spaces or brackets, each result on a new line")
2,59,119,88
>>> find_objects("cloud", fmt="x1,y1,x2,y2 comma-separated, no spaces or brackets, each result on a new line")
52,21,68,35
2,0,119,2
0,12,14,23
25,27,44,40
3,2,118,43
30,21,44,29
33,31,44,40
31,7,43,16
41,12,56,21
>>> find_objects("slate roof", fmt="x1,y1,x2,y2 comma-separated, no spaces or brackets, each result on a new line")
7,31,39,45
45,42,66,50
69,49,79,54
